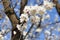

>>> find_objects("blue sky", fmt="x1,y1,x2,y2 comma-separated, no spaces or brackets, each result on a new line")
0,0,60,40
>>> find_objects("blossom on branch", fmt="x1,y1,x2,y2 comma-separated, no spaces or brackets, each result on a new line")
20,13,29,23
30,16,40,24
44,0,55,10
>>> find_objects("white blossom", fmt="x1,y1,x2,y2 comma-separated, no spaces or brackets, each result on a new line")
23,6,47,16
42,17,45,22
25,38,29,40
30,16,40,24
45,14,50,19
36,28,42,32
0,34,4,40
22,23,27,31
37,6,46,15
23,6,31,13
16,24,21,31
45,30,50,35
13,31,16,35
2,30,5,34
17,23,27,31
20,14,29,23
23,31,27,36
35,16,40,23
30,9,36,16
30,16,35,23
0,35,3,38
44,0,55,10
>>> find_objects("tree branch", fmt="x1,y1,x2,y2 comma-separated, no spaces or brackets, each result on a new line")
20,0,28,15
53,0,60,15
2,0,20,40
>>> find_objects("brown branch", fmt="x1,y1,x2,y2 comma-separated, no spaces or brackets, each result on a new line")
20,0,28,15
53,0,60,15
2,0,20,40
2,0,28,40
2,0,13,14
2,0,19,28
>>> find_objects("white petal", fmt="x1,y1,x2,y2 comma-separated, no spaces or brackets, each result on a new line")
13,31,16,35
16,24,21,30
45,14,50,19
36,28,42,32
23,31,27,36
45,30,50,35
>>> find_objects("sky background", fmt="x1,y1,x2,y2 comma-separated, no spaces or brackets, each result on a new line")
0,0,60,40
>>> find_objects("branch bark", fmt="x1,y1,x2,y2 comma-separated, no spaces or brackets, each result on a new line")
20,0,28,15
2,0,19,40
2,0,28,40
53,0,60,15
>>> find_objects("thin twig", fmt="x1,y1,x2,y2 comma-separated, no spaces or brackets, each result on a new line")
24,24,34,39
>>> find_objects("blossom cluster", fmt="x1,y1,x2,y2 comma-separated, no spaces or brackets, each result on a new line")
16,0,56,39
23,0,55,15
